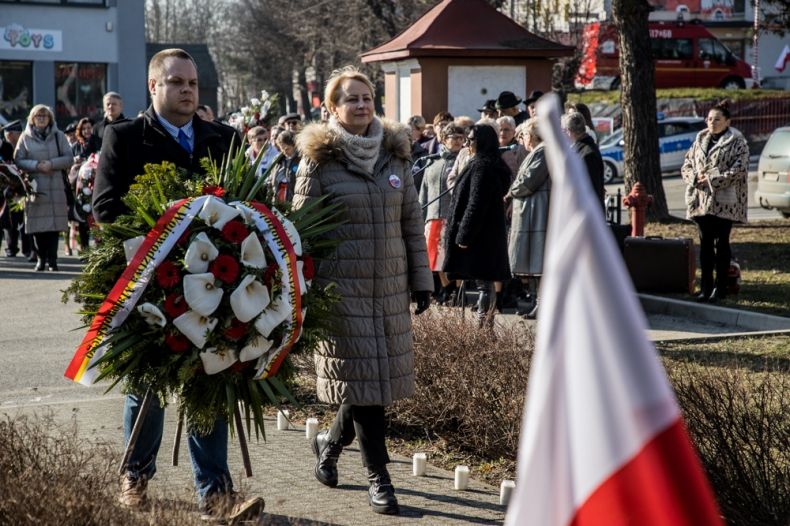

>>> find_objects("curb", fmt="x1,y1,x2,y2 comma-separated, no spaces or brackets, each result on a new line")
638,294,790,332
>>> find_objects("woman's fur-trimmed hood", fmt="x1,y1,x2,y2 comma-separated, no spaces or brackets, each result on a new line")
297,117,412,166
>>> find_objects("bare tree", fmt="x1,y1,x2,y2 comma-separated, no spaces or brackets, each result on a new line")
612,0,670,221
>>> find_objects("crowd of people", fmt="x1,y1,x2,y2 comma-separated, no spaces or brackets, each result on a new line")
0,45,749,521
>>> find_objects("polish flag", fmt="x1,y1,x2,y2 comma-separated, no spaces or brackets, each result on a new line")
775,44,790,73
504,95,723,526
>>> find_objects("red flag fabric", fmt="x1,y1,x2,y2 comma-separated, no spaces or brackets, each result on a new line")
504,95,723,526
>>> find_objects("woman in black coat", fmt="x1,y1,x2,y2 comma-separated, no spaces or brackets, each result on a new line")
443,124,511,326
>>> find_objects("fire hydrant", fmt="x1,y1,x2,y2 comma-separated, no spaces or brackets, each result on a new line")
622,182,653,237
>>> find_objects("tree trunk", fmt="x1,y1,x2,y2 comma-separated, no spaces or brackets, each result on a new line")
612,0,671,221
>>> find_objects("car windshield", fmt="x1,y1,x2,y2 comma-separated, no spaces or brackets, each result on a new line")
600,129,623,147
763,130,790,157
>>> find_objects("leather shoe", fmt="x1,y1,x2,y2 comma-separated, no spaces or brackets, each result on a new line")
311,430,342,488
49,262,59,272
708,288,726,304
524,303,539,320
367,465,399,515
34,260,46,272
695,292,710,303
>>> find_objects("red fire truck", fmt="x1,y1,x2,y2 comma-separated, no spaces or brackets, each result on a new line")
576,21,755,90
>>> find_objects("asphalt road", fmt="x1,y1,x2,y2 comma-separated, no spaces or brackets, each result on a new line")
605,170,787,223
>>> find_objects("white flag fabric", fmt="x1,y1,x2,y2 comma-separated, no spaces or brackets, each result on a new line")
504,95,722,526
775,44,790,73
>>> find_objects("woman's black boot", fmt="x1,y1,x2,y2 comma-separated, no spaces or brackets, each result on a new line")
367,465,399,515
311,431,343,488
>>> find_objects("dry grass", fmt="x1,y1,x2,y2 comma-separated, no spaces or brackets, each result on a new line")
644,220,790,316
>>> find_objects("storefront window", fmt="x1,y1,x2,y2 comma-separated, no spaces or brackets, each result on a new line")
0,60,33,124
55,62,106,129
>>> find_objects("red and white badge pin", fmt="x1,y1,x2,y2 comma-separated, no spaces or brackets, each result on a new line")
388,174,402,189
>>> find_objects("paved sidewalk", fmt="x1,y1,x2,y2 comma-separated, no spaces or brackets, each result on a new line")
6,396,506,525
3,253,789,524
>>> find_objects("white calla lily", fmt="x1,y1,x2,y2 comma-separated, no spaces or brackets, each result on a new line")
230,274,270,322
272,207,302,255
239,335,274,362
234,205,255,225
173,311,218,349
123,235,146,264
136,303,167,327
240,232,266,269
199,195,240,230
254,299,291,338
199,348,238,375
183,273,223,316
184,232,219,273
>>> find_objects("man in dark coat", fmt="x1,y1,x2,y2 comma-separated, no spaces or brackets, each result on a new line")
86,91,127,154
564,111,605,212
93,96,237,223
92,48,261,523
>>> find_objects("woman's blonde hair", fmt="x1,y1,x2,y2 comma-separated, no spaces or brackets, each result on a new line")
27,104,55,127
517,118,541,142
323,66,375,113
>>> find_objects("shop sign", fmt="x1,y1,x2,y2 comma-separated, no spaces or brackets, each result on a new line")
2,24,62,52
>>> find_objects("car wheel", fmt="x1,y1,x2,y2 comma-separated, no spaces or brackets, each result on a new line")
603,161,617,184
720,76,745,89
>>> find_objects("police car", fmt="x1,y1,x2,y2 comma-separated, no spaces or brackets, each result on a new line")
600,117,706,183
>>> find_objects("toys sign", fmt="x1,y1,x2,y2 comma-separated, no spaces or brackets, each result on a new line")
2,24,62,52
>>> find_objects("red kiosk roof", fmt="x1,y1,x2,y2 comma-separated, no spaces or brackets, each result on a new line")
360,0,573,63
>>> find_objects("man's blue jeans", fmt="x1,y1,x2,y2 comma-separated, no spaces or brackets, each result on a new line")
123,393,232,504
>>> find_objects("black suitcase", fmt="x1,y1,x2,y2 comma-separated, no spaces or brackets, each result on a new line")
623,236,696,294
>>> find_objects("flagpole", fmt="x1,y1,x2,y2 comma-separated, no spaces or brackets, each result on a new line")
752,0,761,85
119,389,153,475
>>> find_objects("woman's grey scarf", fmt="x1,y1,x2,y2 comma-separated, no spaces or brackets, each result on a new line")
329,115,383,175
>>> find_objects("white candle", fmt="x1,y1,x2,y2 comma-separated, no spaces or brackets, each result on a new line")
413,452,427,476
454,465,469,490
305,417,319,439
500,480,516,506
276,409,289,430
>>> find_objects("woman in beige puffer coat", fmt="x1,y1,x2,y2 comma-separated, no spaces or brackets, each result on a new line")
292,67,432,516
681,101,749,303
14,104,73,271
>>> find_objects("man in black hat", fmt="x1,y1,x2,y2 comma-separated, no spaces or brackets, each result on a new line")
496,91,529,126
523,90,544,118
1,119,32,258
0,119,22,161
64,122,79,149
477,99,497,120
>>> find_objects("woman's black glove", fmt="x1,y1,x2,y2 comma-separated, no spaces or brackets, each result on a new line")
412,291,431,315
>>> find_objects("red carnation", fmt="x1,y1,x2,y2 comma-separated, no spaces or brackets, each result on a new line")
155,260,181,289
210,254,241,284
165,332,190,353
164,292,188,318
224,318,248,341
263,263,278,287
301,255,315,281
202,185,225,197
221,220,249,244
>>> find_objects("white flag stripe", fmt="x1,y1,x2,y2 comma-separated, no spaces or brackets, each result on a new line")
505,95,679,525
775,44,790,72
